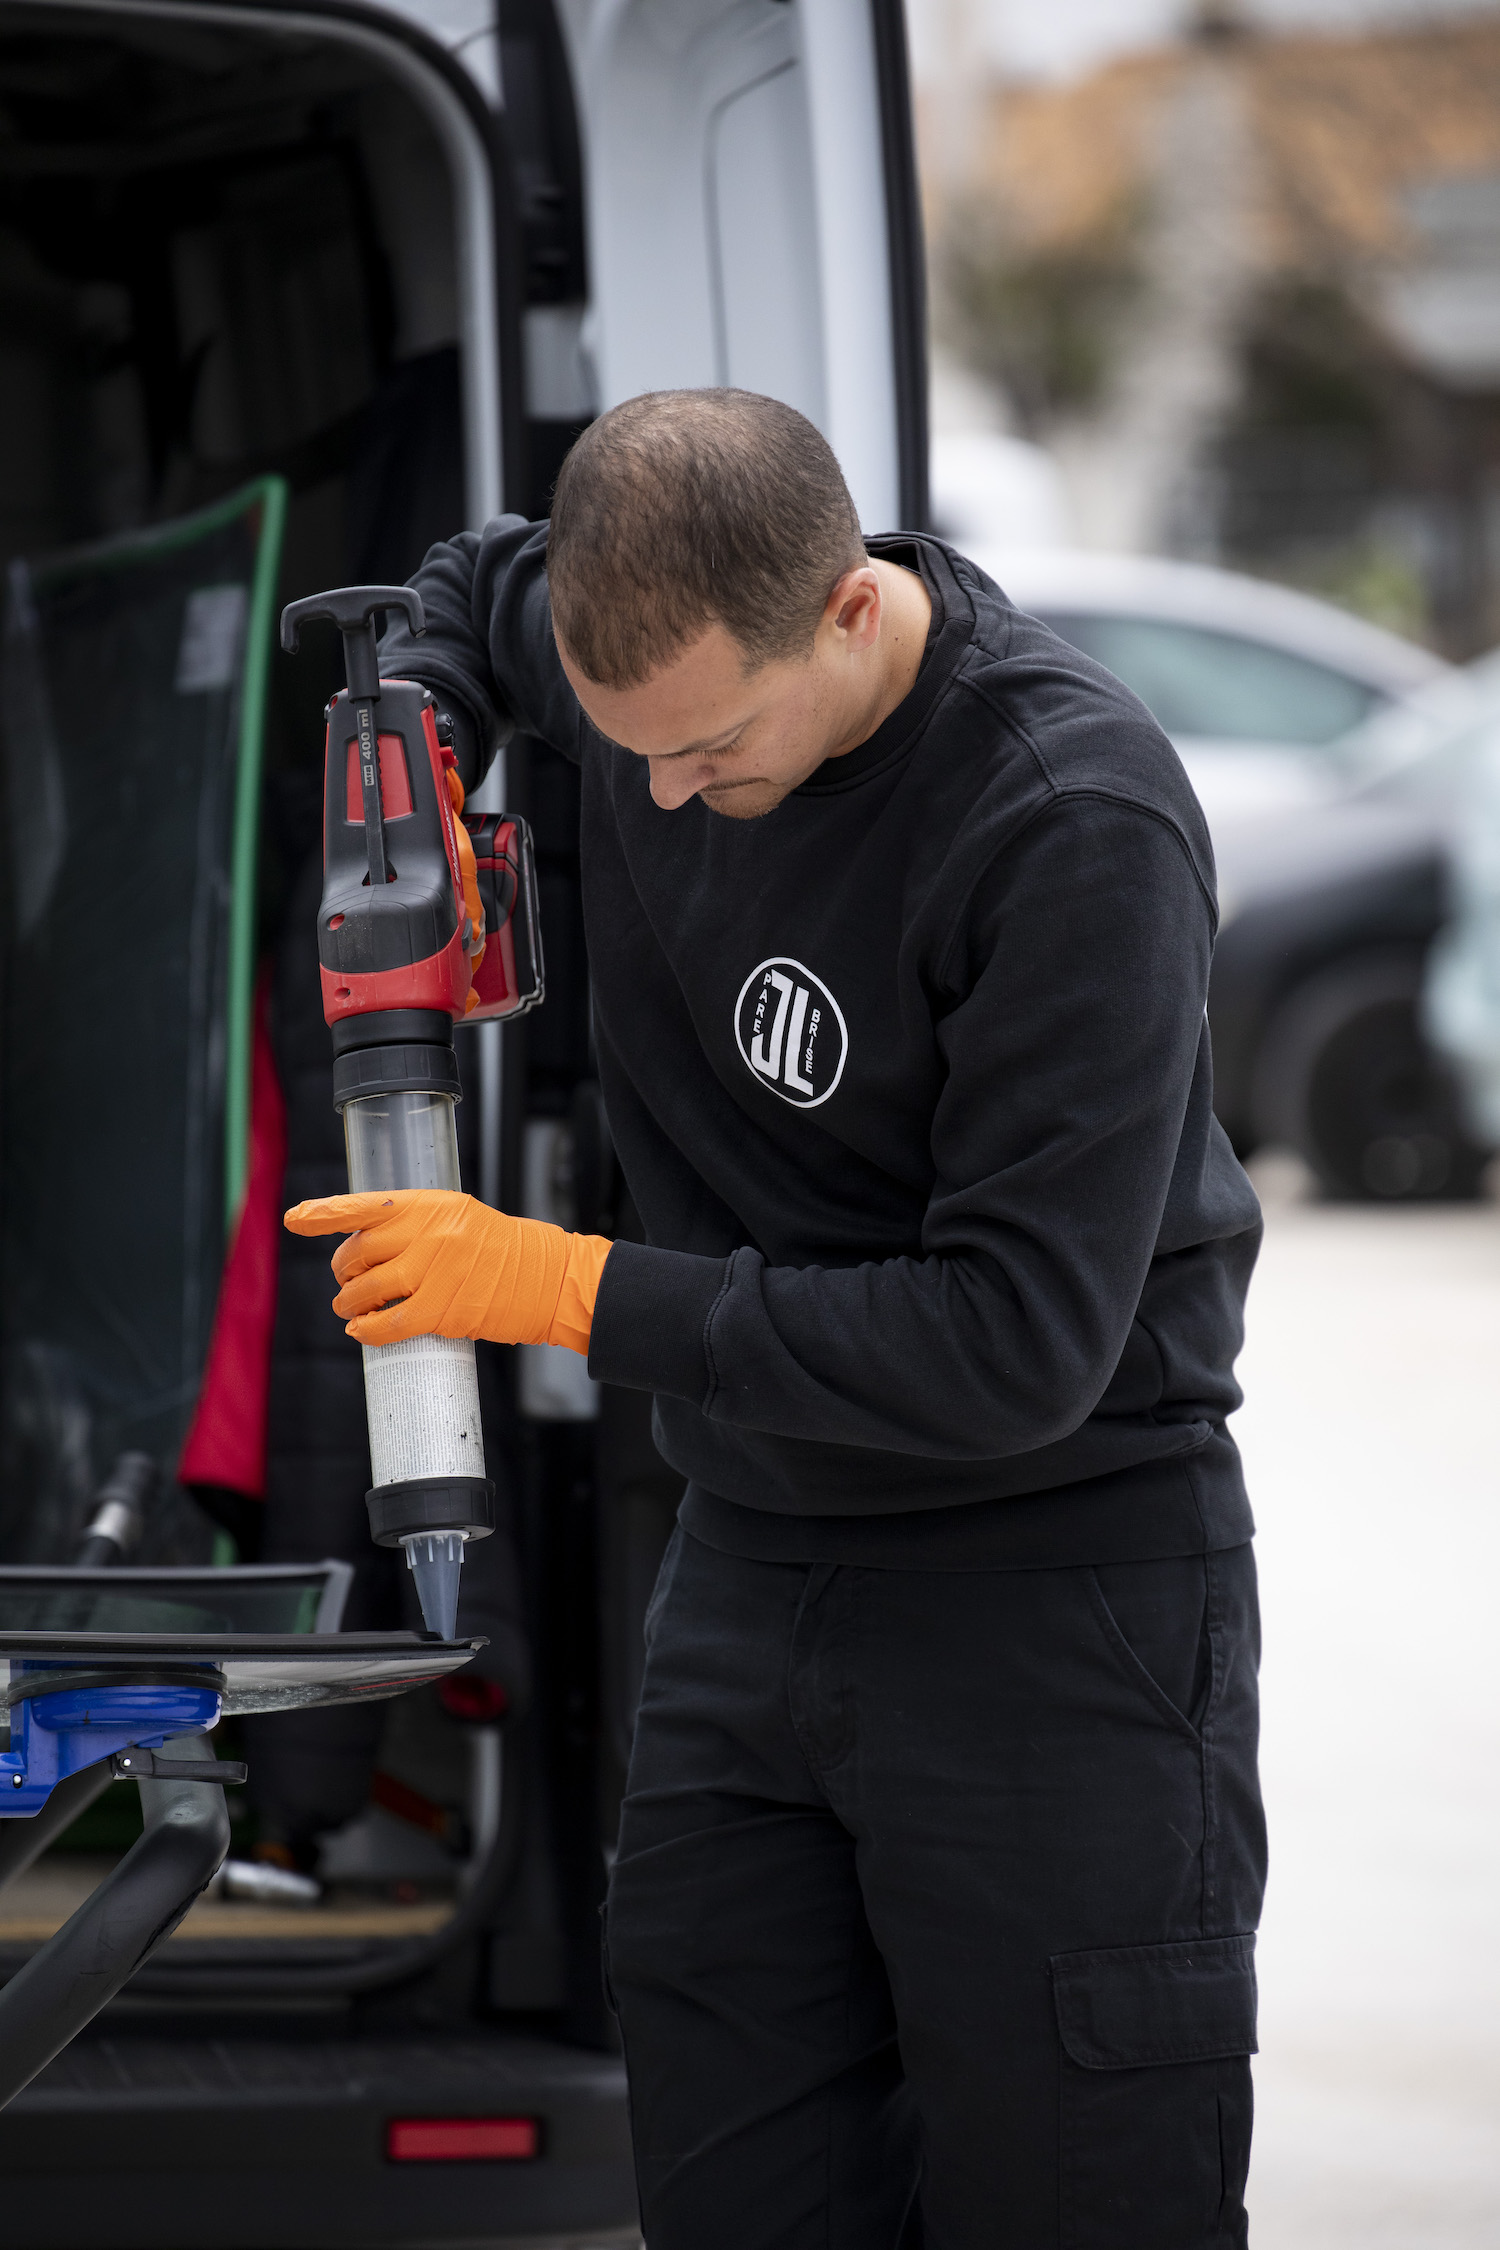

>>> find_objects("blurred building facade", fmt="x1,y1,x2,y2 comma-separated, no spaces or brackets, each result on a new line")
928,8,1500,656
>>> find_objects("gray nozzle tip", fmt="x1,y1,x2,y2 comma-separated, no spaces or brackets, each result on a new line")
402,1530,466,1641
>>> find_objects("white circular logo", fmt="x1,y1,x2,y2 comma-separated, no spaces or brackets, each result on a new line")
734,958,848,1109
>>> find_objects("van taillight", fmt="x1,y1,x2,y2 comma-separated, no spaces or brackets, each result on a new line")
386,2117,539,2162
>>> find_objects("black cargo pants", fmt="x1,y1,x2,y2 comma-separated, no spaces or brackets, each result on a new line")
604,1525,1266,2249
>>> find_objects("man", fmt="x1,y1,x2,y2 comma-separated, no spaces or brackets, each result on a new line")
289,389,1266,2248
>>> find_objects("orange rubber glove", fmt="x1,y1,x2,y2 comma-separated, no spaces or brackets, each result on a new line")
283,1190,611,1355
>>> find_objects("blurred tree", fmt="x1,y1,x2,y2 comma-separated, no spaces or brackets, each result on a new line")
927,13,1500,654
940,197,1145,432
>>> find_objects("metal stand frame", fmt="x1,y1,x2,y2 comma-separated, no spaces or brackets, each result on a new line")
0,1740,230,2108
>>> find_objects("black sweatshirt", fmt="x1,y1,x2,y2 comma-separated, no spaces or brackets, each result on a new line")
381,522,1262,1569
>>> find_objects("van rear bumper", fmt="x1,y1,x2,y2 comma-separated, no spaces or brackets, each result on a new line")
0,2024,635,2247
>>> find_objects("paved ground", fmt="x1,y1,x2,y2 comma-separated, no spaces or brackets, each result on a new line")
1238,1158,1500,2247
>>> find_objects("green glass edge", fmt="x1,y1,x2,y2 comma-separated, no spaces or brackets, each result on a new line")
223,474,289,1227
31,475,287,587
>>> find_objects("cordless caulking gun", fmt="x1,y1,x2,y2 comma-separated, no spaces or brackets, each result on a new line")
279,586,543,1641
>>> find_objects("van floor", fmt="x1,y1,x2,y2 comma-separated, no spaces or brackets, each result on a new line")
0,1856,451,1941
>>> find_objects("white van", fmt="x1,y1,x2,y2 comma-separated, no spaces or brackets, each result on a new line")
0,4,925,2243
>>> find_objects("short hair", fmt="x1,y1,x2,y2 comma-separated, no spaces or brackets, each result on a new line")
546,390,866,688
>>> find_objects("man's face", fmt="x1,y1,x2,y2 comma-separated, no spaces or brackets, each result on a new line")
555,569,880,820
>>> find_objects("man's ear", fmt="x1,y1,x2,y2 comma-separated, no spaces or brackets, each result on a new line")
825,566,882,652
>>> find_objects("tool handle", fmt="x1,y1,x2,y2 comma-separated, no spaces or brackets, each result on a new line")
75,1448,156,1568
280,584,426,701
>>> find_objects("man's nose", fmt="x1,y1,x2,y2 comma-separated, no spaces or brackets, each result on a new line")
648,758,711,811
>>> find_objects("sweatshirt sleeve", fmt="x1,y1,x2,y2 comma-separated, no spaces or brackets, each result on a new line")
377,515,587,778
588,795,1223,1459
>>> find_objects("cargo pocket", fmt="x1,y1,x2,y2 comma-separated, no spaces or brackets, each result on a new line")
1052,1934,1256,2250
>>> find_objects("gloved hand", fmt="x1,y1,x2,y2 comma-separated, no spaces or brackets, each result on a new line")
283,1190,611,1354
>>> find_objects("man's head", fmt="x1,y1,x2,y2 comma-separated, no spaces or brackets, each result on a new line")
547,390,914,818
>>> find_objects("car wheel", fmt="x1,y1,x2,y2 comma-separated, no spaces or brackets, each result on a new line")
1250,950,1492,1201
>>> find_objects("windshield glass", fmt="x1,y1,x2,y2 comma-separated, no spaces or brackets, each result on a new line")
0,485,282,1563
1039,612,1383,745
0,1566,342,1637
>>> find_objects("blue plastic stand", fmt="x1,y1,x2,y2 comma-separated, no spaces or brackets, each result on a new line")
0,1665,224,1817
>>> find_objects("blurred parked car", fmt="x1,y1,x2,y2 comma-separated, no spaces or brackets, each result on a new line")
1421,674,1500,1149
1205,658,1500,1201
976,546,1448,828
972,546,1491,1199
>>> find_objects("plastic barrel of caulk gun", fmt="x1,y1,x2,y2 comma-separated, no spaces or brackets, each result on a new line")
331,1034,494,1565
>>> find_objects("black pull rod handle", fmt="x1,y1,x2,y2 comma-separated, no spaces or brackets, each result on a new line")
280,585,425,701
280,587,426,893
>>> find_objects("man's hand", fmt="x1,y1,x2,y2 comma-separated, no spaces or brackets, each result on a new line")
284,1189,610,1355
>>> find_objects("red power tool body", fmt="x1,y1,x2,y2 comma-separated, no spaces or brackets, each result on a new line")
300,599,542,1030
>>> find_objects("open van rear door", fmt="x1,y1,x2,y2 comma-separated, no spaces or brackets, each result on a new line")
552,0,927,531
